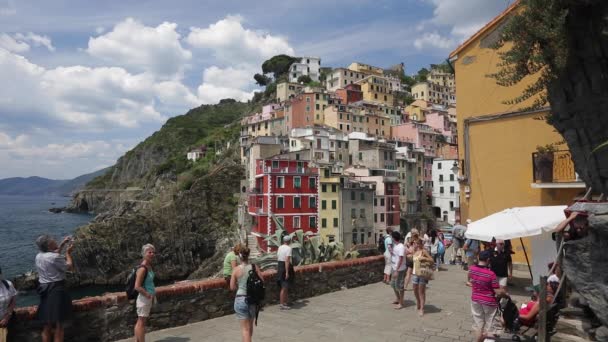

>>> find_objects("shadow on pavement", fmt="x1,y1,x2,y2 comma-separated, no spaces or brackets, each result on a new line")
423,304,442,314
155,337,191,342
290,299,310,309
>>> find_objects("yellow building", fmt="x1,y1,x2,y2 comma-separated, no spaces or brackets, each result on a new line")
319,166,341,243
357,76,394,106
348,62,384,76
405,99,430,122
449,3,584,264
276,82,304,103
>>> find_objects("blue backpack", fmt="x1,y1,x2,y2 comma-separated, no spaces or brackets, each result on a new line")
438,241,445,254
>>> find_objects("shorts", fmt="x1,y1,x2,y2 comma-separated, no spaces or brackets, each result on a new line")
497,277,508,287
412,275,428,285
234,296,256,320
391,270,406,290
136,294,155,317
384,254,392,275
471,302,498,334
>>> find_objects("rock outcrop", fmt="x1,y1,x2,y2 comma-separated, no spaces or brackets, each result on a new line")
70,157,243,286
561,214,608,327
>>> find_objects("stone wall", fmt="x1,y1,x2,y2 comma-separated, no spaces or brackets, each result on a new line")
9,256,384,342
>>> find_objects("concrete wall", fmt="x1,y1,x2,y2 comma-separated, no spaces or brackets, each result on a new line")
9,256,384,342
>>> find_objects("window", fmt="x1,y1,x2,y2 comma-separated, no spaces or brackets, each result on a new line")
272,160,279,169
360,208,366,218
438,162,442,169
309,196,316,208
380,198,385,206
450,186,455,194
276,216,284,227
333,218,338,227
440,187,444,194
380,213,385,222
294,197,301,208
332,184,337,192
276,197,284,209
316,104,320,110
322,200,327,210
350,191,355,201
439,175,443,182
358,152,363,161
331,200,337,209
450,201,454,210
293,216,301,228
384,151,388,160
351,208,357,218
315,93,319,100
309,177,316,189
374,198,377,206
294,177,301,188
374,213,378,222
322,184,327,192
360,192,365,201
322,218,327,228
450,174,454,181
276,177,285,188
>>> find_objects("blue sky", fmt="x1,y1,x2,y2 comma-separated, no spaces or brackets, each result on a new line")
0,0,514,179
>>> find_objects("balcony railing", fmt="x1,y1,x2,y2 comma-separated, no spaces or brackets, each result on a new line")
532,150,582,184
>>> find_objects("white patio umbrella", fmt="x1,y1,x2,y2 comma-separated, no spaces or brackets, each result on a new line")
465,205,567,283
465,206,567,242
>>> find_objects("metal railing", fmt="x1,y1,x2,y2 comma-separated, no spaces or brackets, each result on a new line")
532,150,581,183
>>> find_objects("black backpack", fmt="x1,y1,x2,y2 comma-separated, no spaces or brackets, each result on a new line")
125,265,147,300
246,264,265,325
378,235,386,253
1,280,9,289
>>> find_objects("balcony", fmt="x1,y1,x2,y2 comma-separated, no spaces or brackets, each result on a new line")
531,150,585,188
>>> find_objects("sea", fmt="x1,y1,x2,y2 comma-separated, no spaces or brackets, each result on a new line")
0,195,120,306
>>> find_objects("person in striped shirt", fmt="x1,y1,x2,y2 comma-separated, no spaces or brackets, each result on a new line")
468,250,507,342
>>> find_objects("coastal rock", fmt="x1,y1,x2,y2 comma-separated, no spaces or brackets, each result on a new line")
561,214,608,327
69,159,243,286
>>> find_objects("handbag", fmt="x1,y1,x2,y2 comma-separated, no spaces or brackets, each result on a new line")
0,327,7,342
418,260,435,281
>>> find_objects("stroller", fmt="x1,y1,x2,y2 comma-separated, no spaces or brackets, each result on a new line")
497,296,560,342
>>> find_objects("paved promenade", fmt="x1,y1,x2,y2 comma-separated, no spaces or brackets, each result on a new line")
117,264,530,342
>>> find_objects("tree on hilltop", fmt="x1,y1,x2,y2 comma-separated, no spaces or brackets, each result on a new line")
254,73,271,86
261,54,298,80
297,75,312,84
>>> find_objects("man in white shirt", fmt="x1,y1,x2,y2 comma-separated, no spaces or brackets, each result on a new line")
277,235,293,310
383,227,394,284
390,231,407,310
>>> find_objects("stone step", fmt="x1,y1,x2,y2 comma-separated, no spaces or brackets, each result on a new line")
247,234,261,257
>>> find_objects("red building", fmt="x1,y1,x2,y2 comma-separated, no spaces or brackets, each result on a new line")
335,84,363,104
248,158,319,251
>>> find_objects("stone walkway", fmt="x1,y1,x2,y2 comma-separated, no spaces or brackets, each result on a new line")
117,264,531,342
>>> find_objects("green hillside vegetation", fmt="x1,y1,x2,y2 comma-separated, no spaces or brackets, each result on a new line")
86,100,258,190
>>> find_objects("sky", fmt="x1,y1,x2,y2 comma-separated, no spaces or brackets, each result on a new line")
0,0,514,179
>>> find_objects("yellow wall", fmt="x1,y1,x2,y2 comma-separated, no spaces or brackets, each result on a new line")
454,20,581,264
319,170,341,243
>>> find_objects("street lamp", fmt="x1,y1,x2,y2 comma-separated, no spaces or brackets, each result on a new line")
450,161,460,175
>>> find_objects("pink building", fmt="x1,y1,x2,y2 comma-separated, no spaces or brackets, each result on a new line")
425,112,457,143
391,122,441,157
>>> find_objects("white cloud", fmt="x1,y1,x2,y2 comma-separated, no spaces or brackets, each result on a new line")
197,65,256,104
87,17,192,79
13,32,55,51
414,0,512,51
186,15,295,65
95,26,105,34
0,48,201,130
414,32,456,50
0,33,29,52
0,131,132,178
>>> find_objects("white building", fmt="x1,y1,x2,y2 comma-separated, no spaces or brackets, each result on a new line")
431,158,459,224
187,146,208,162
288,57,321,83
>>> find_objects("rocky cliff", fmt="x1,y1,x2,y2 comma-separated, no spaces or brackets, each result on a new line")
64,100,257,285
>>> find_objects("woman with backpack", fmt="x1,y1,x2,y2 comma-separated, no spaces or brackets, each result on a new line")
429,230,442,271
134,244,156,342
230,246,265,342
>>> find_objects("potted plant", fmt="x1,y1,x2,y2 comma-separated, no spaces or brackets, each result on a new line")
534,144,557,182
